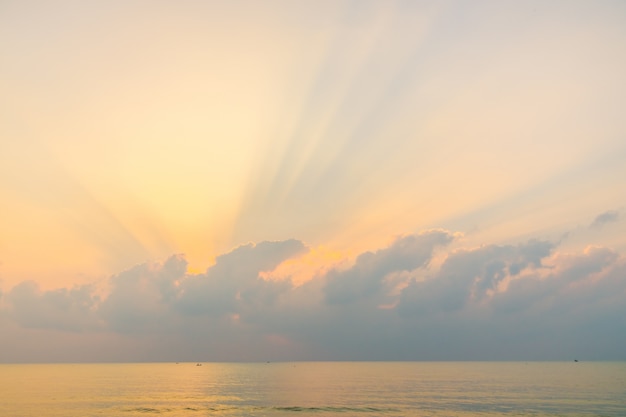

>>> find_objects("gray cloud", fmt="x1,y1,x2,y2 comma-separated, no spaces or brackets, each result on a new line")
324,230,454,305
98,254,188,333
6,281,100,332
175,239,307,316
280,240,625,360
1,233,625,361
98,240,307,333
590,210,620,229
491,246,619,316
397,239,555,316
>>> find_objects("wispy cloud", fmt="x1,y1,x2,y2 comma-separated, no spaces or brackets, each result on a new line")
590,210,620,229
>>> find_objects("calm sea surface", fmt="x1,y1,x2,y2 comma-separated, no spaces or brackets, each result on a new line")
1,362,624,417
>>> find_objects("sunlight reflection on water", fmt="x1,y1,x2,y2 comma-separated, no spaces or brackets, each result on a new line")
1,362,624,417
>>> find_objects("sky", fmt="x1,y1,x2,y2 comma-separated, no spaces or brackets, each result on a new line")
1,0,625,362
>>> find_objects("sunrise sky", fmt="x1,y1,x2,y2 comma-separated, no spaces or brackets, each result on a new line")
1,0,625,362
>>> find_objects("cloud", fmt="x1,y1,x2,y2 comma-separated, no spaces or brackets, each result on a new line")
98,254,188,333
175,239,307,316
324,230,455,305
98,240,307,333
590,210,620,229
491,246,620,316
1,233,625,361
6,281,100,332
313,239,625,360
397,239,555,316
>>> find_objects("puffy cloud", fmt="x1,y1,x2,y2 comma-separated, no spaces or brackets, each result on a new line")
590,210,620,229
324,230,454,305
397,239,555,316
98,254,188,333
98,240,307,333
1,233,625,361
175,239,307,316
492,246,621,316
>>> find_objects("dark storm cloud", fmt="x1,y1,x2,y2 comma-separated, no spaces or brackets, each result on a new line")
590,210,620,229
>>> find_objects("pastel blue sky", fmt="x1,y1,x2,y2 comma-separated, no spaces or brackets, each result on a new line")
1,0,625,361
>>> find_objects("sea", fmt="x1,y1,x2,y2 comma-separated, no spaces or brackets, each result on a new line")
1,362,624,417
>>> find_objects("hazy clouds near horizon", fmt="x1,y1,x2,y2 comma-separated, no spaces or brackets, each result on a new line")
2,227,625,362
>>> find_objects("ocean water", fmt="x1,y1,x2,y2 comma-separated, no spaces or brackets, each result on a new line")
0,362,624,417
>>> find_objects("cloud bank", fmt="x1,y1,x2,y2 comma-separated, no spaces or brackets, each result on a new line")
1,231,625,362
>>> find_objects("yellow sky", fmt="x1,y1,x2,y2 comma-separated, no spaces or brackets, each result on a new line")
1,0,625,290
